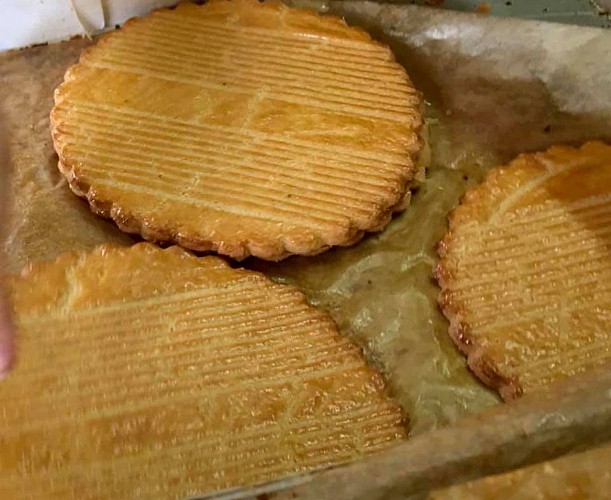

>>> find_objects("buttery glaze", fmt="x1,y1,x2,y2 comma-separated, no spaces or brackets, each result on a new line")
1,244,406,498
51,0,425,261
436,142,611,399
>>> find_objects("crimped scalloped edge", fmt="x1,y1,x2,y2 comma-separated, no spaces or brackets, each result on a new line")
50,0,426,262
433,141,611,401
10,241,409,429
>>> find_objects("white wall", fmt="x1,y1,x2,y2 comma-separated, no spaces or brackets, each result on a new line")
0,0,182,52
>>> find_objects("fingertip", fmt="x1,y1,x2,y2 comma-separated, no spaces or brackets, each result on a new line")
0,309,15,379
0,351,14,380
0,333,14,379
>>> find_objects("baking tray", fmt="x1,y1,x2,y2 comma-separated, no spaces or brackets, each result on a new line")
1,0,610,498
410,0,611,28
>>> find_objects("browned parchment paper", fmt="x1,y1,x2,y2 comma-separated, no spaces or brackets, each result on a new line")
218,2,611,498
253,0,611,433
1,1,611,499
0,0,609,443
0,40,132,272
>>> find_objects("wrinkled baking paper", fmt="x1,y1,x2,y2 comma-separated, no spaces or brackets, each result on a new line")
1,1,610,436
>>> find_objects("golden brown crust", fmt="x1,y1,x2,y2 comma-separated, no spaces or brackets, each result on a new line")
50,0,425,261
435,141,611,400
3,242,407,497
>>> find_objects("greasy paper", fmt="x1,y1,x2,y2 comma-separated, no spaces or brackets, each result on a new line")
1,1,610,439
1,40,133,273
255,0,611,433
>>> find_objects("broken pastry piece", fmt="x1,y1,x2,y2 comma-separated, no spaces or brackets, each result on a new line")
51,0,426,261
1,243,406,498
436,141,611,400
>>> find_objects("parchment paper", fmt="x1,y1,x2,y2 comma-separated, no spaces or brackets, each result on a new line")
1,1,610,440
255,0,611,433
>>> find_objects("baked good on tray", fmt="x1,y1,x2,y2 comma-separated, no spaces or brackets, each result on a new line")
1,244,406,498
436,141,611,400
51,0,426,261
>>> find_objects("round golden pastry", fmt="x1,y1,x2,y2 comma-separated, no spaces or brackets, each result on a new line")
1,243,406,498
50,0,425,261
435,141,611,400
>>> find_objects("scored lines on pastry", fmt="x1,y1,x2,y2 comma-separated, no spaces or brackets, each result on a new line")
51,0,426,261
2,243,407,497
435,141,611,400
